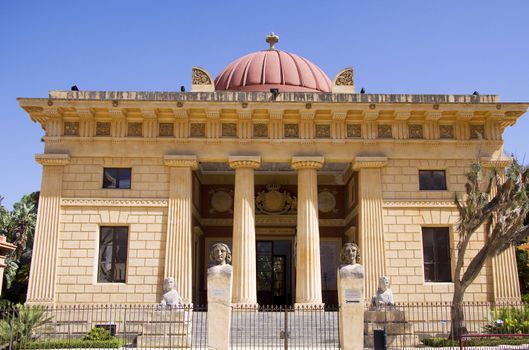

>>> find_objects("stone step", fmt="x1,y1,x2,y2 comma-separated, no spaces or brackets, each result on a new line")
142,322,191,335
136,334,191,348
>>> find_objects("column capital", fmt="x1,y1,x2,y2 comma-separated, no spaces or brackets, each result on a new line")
35,154,70,166
291,156,324,170
164,155,199,169
352,156,387,170
228,156,261,169
480,156,512,169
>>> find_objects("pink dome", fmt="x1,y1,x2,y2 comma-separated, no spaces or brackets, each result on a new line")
214,50,332,93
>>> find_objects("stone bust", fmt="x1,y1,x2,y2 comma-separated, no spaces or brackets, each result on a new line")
339,242,363,277
208,243,232,275
160,277,183,307
372,276,395,307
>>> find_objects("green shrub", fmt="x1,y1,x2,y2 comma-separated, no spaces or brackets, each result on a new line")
421,336,529,347
421,337,456,347
81,327,112,341
0,305,53,349
24,337,124,349
23,326,124,349
484,305,529,334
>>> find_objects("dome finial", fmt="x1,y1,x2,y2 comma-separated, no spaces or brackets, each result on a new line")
265,32,279,50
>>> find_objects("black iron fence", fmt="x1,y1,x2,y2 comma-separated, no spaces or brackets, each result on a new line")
0,301,527,349
0,304,207,349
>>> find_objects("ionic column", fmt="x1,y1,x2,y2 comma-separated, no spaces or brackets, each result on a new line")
353,156,387,300
229,156,261,306
482,158,521,302
163,155,198,304
292,156,324,307
27,154,70,305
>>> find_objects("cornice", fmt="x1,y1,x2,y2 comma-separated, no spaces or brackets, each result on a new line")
163,155,199,169
352,156,387,169
383,200,455,208
35,154,70,166
61,198,168,207
291,156,324,170
228,156,261,169
480,156,512,169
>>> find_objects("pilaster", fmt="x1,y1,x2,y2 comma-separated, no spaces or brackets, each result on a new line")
481,157,521,302
163,155,199,304
352,156,387,300
229,156,261,306
292,156,324,307
27,154,70,305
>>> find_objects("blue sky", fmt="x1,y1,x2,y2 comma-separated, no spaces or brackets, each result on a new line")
1,0,528,208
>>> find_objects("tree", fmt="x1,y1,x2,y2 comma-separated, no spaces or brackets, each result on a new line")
452,161,529,337
0,193,39,303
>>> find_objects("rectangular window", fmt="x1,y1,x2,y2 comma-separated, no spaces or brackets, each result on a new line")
419,170,447,190
422,227,451,282
98,226,128,283
103,168,131,189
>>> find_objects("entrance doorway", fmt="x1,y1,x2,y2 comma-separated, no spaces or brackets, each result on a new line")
256,240,292,306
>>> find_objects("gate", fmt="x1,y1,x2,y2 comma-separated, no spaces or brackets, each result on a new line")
230,305,340,349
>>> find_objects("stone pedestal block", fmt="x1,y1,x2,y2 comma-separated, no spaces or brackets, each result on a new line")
136,308,192,348
338,265,364,350
207,264,233,350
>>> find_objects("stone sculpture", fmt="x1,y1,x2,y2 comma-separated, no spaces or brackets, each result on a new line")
208,243,232,274
339,242,364,276
160,277,183,307
372,276,395,307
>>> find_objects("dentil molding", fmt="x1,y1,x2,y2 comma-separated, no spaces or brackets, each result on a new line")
61,198,169,207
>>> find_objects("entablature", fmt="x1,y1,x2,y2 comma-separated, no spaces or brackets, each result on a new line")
19,93,528,145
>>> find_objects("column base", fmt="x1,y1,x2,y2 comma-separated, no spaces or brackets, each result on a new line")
294,302,325,310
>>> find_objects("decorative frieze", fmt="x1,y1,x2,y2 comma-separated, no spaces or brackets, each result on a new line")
221,123,237,137
377,124,392,139
190,123,206,137
253,123,268,138
347,124,362,138
284,124,299,138
470,125,485,139
315,124,331,138
127,122,143,137
96,122,111,136
408,124,424,139
440,125,454,139
159,122,174,137
63,122,79,136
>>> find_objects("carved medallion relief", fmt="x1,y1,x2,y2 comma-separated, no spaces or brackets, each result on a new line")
256,184,296,215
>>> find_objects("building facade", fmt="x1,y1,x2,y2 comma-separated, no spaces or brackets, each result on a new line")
19,35,528,307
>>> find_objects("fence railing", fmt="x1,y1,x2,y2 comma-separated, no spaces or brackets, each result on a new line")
0,301,526,349
0,304,207,349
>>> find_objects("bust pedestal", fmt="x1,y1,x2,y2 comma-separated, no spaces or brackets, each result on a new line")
337,264,364,350
207,265,232,350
